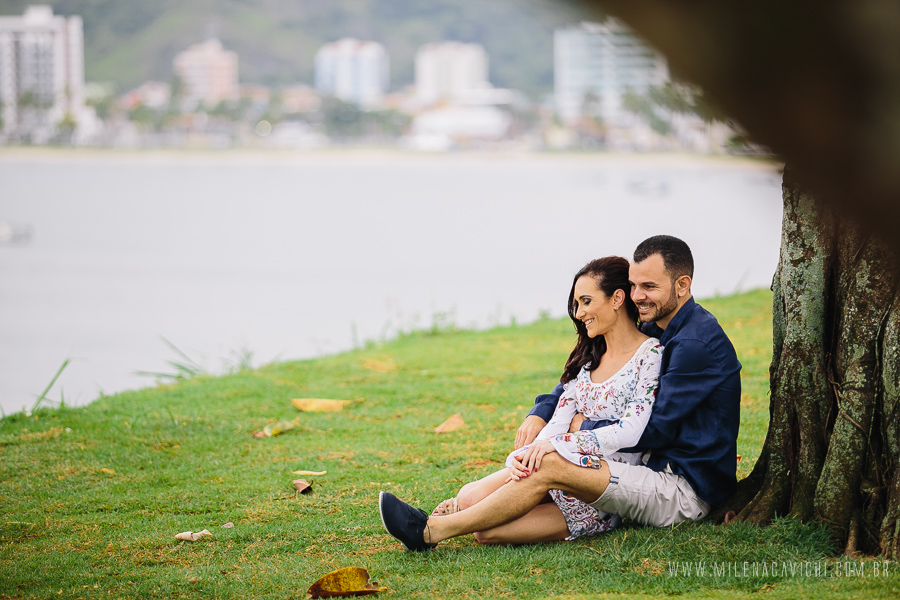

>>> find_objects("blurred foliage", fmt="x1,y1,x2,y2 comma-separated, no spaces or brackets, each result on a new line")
320,97,411,139
621,90,671,135
621,81,736,137
0,0,596,95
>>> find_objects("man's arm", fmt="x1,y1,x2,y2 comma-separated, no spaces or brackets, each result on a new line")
528,383,564,422
631,337,730,449
515,383,564,449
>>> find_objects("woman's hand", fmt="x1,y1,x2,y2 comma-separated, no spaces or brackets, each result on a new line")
506,452,530,482
515,415,546,450
520,440,557,473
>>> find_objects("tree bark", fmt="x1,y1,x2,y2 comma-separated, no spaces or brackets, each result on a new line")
712,166,900,557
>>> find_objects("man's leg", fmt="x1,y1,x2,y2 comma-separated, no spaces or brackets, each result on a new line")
424,453,610,544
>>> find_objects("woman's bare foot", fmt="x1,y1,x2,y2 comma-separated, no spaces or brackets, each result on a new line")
430,497,459,516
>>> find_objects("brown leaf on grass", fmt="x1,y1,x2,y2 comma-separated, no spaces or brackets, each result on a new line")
252,419,298,438
99,468,115,475
434,413,464,433
736,455,743,462
307,567,386,598
293,479,313,494
175,529,212,542
362,357,396,373
292,398,358,412
222,522,234,528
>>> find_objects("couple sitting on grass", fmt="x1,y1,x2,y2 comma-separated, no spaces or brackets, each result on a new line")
379,234,743,550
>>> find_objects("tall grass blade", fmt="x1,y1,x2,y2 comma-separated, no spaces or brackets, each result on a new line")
31,358,70,413
160,336,206,375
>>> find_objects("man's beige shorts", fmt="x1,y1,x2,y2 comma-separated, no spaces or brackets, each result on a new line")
589,460,711,527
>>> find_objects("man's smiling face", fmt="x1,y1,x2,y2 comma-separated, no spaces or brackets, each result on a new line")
629,253,679,328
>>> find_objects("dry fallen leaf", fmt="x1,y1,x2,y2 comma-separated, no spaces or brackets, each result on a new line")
362,357,396,373
99,468,115,475
222,522,234,528
736,455,743,462
252,419,298,438
291,398,358,412
307,567,386,598
434,413,464,434
293,479,313,494
175,529,212,542
292,469,327,476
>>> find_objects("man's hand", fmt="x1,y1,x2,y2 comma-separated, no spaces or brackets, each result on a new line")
568,413,586,433
515,415,546,450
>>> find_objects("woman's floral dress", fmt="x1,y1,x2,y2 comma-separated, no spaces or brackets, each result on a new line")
506,337,663,539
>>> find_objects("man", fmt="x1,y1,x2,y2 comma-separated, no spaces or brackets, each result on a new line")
379,235,742,551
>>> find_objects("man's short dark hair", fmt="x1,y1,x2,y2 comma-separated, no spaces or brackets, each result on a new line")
633,235,694,280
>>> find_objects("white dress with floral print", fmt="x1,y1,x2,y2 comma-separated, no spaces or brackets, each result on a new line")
506,337,663,539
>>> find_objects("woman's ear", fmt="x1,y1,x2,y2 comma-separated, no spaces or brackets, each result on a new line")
614,288,626,308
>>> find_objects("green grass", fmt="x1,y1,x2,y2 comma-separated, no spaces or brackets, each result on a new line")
1,289,897,599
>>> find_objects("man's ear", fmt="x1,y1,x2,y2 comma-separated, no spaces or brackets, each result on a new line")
675,275,692,298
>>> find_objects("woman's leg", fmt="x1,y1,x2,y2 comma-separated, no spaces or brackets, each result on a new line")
456,468,511,510
456,469,570,543
473,501,569,545
432,468,510,516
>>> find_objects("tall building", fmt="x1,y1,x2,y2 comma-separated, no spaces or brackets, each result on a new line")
415,42,488,107
554,19,668,124
314,39,388,110
173,38,239,107
0,5,85,136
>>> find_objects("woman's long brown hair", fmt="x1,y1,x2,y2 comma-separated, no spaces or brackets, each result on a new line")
560,256,639,384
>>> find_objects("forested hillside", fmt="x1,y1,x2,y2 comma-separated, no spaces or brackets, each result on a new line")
1,0,599,94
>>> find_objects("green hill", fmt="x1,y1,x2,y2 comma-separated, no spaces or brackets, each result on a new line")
1,0,599,95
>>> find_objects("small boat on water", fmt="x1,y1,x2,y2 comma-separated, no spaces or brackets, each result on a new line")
0,221,33,244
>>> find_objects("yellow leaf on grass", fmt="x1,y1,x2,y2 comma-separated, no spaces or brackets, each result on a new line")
175,529,212,542
252,419,297,438
292,470,327,476
307,567,387,598
99,468,115,475
291,398,357,412
434,413,464,434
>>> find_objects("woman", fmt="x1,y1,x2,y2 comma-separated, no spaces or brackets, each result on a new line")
431,256,663,544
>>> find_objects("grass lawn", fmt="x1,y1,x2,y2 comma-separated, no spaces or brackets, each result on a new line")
1,289,897,599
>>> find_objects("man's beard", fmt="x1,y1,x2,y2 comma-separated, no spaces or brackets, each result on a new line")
639,286,679,323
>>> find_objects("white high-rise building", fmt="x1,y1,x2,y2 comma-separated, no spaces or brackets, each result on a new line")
554,19,668,124
0,5,85,136
415,42,488,107
314,39,388,110
173,38,239,107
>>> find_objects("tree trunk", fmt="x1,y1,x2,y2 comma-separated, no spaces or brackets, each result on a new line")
712,166,900,557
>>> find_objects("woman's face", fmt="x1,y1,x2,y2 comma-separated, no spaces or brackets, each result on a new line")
573,275,618,338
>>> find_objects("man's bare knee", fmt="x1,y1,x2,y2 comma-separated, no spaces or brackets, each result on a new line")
534,453,609,502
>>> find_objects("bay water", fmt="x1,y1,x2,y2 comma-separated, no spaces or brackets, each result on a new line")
0,151,783,414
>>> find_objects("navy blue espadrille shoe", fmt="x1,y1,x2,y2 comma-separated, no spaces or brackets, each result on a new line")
378,491,436,552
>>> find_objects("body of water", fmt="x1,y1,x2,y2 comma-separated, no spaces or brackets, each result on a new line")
0,151,783,414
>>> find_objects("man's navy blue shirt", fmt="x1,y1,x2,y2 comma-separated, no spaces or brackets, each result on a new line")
528,297,742,508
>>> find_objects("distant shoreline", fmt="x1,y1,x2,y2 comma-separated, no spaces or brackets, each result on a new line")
0,146,782,170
